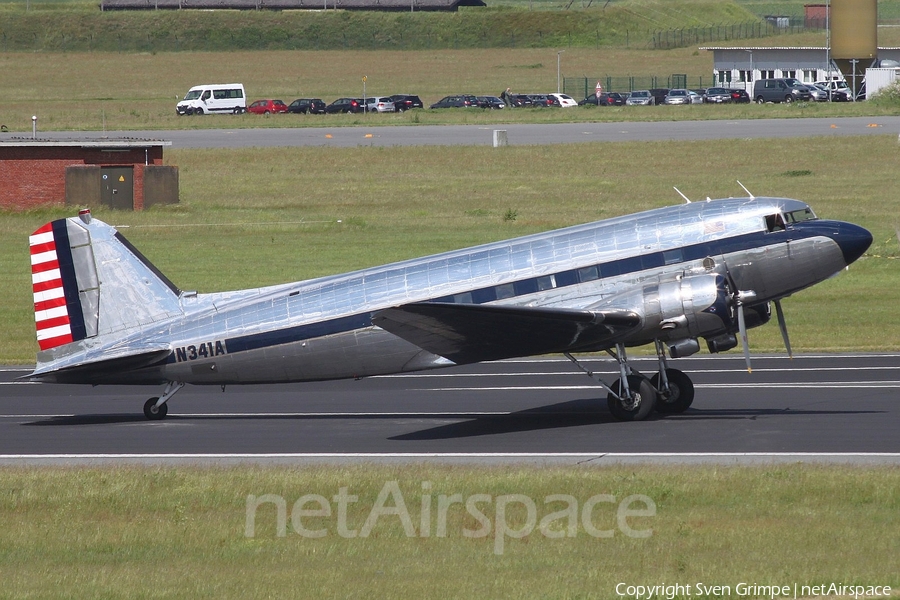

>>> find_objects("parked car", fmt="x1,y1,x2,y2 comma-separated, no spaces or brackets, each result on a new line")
477,96,506,109
753,78,812,103
509,94,533,107
430,95,480,109
814,80,852,101
580,92,625,106
325,97,365,114
247,99,288,114
688,90,704,104
364,96,395,113
526,94,559,107
549,93,578,108
648,88,670,106
287,98,326,114
390,94,423,111
663,89,692,105
802,84,829,102
703,87,732,103
729,89,751,103
625,90,654,106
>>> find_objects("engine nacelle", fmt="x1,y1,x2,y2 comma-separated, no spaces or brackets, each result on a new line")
652,273,735,340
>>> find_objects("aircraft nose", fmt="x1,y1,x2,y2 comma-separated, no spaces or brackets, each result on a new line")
833,221,873,266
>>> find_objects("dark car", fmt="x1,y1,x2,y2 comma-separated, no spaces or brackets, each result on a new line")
703,87,732,103
526,94,559,107
389,94,424,111
729,89,751,104
325,97,364,114
648,88,670,106
477,96,506,109
247,99,288,115
580,92,626,106
509,94,533,107
287,98,326,114
429,95,479,109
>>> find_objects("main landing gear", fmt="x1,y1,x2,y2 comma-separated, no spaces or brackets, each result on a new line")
143,381,185,421
565,341,695,422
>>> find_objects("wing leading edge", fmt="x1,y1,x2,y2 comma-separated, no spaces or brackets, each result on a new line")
372,302,642,364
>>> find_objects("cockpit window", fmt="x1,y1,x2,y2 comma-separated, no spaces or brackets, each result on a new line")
784,207,817,223
765,213,785,232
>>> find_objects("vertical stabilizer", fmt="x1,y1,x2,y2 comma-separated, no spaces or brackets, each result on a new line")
29,210,183,354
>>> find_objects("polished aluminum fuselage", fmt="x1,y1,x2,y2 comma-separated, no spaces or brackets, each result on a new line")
32,197,865,385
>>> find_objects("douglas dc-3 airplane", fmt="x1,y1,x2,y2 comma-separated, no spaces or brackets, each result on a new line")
26,194,871,421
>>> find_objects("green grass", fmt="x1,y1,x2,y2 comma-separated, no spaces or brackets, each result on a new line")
3,135,900,363
0,465,898,599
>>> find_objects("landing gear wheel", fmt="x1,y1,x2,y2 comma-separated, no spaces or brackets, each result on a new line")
143,397,168,420
651,368,695,414
607,375,656,421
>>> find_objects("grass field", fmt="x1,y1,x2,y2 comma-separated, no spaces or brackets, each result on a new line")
0,464,898,599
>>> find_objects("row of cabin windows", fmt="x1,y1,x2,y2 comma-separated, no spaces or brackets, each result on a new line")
436,249,687,305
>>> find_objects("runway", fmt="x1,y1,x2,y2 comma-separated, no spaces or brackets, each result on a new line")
2,353,898,464
34,116,900,149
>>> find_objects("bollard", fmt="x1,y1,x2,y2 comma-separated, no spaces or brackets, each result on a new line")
492,129,508,147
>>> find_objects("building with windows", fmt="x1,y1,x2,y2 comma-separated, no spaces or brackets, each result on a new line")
701,46,900,93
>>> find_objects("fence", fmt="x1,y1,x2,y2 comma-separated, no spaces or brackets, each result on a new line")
650,18,822,50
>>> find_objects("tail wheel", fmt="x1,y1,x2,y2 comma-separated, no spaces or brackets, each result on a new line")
607,375,656,421
143,397,168,420
651,368,695,414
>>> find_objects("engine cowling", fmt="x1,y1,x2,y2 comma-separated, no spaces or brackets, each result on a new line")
653,273,736,339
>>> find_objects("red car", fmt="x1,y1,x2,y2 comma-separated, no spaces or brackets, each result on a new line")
247,99,288,114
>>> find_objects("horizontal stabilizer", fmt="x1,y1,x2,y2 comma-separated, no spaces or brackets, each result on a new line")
26,344,171,384
373,302,641,364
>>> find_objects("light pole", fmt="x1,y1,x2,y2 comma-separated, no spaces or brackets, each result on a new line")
557,50,564,94
744,49,753,94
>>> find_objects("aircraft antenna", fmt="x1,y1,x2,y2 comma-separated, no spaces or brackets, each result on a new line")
673,187,691,204
737,181,755,199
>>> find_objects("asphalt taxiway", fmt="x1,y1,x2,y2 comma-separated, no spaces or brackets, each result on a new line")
1,353,898,464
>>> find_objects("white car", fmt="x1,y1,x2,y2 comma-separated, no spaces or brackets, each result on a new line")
688,90,704,104
549,93,578,108
364,96,395,113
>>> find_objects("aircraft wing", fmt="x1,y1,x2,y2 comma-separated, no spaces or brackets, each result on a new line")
372,302,642,364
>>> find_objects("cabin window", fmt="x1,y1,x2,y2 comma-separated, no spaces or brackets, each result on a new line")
495,284,515,300
663,249,683,265
765,213,786,233
577,266,599,282
536,275,556,291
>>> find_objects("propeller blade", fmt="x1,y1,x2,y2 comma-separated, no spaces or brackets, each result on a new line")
737,302,751,373
774,299,793,359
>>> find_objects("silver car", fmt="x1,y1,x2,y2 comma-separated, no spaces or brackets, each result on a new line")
626,90,654,106
364,96,395,113
663,89,691,105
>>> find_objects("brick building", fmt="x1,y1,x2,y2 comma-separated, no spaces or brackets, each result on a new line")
0,138,177,211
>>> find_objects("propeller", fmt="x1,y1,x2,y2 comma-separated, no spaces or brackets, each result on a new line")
734,290,757,373
774,299,793,359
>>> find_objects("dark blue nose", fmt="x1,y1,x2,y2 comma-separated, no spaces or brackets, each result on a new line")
832,221,873,266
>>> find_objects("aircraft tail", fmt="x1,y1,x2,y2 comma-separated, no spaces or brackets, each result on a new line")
29,209,183,354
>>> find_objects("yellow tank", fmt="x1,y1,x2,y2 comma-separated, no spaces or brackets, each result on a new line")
831,0,877,59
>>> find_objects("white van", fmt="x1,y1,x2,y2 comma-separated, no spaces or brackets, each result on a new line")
176,83,246,115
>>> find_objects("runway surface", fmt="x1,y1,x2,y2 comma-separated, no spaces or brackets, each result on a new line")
2,354,898,464
34,115,900,149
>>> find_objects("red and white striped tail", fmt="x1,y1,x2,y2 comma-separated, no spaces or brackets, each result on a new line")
29,222,74,351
